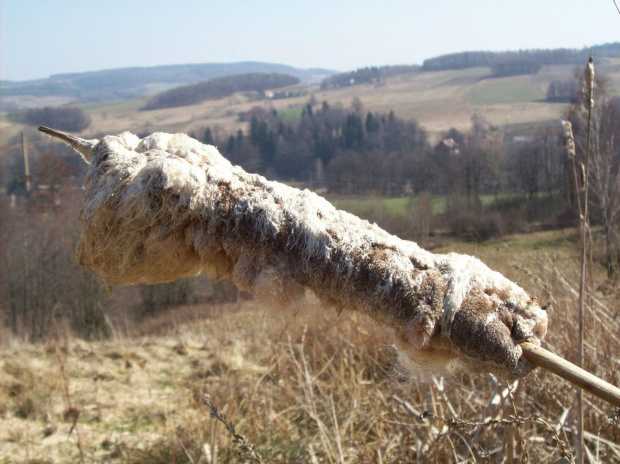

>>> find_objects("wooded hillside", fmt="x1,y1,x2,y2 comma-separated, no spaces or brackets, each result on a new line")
142,73,300,110
421,43,620,72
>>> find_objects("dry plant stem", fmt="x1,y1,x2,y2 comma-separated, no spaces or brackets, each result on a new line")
39,125,548,381
50,311,86,464
418,409,573,461
597,408,620,437
520,342,620,409
202,394,262,463
55,345,85,464
577,56,595,464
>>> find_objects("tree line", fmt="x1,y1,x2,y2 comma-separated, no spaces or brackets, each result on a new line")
1,190,242,342
320,65,421,89
198,85,620,251
321,44,620,89
421,43,620,73
547,78,581,102
143,73,300,110
20,106,91,132
203,99,430,195
201,98,571,202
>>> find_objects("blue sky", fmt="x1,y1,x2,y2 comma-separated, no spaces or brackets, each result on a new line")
1,0,618,82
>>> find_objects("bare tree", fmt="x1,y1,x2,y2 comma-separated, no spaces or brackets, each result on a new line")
568,76,620,277
587,99,620,276
512,140,543,201
33,154,74,206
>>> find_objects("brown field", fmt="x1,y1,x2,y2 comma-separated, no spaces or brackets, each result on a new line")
2,229,619,463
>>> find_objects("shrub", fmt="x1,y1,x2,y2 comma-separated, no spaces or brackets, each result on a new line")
24,106,91,132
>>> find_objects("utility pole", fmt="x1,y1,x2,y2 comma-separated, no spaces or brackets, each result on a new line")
22,132,31,192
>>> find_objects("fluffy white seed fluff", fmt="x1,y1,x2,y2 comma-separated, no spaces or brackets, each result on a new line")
45,128,548,381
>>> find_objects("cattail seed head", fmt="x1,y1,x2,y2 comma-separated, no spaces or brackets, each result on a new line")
579,162,586,191
38,127,548,381
584,57,595,109
561,120,576,159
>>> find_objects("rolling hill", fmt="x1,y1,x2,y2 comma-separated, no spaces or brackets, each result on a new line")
2,44,620,146
0,62,337,110
64,62,620,141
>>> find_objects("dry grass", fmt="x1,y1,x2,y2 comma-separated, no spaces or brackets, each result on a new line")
1,229,619,463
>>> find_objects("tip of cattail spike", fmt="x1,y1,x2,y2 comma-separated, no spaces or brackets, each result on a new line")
38,126,99,163
584,57,595,109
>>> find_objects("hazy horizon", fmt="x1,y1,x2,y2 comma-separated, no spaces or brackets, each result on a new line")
1,0,618,83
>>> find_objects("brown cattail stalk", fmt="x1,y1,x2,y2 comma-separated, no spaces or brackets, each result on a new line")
576,55,595,464
521,343,620,408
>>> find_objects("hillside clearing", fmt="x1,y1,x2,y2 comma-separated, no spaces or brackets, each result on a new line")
465,78,546,105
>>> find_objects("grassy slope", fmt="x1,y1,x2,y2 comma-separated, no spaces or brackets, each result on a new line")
72,61,620,142
2,229,619,463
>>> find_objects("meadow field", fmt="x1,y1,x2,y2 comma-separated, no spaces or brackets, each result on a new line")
1,228,619,463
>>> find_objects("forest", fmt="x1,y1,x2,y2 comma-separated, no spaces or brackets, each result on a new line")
320,64,421,88
319,43,620,91
21,106,92,132
421,43,620,72
198,86,618,241
142,72,300,110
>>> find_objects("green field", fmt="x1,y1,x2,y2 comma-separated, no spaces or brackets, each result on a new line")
275,106,303,121
75,98,143,113
466,78,546,105
329,195,413,215
329,192,533,219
